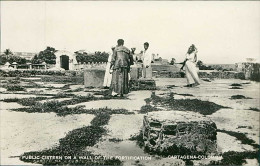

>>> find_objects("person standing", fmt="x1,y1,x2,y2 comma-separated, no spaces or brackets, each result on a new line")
180,44,200,87
142,42,152,78
103,47,115,88
110,39,131,96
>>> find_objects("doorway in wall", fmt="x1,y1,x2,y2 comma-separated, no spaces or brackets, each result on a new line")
60,55,69,70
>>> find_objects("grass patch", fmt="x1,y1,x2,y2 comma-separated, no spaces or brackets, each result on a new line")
166,85,178,88
19,111,122,165
177,93,194,97
92,90,111,96
56,107,134,117
230,83,242,86
12,99,134,117
201,78,211,82
248,107,260,112
209,151,259,165
22,82,46,88
138,104,161,114
229,86,243,89
65,88,84,93
17,97,48,106
108,138,123,142
91,112,111,126
5,85,25,91
40,75,84,84
146,92,227,115
60,84,70,90
13,100,64,113
230,95,252,99
52,92,75,98
129,131,145,148
237,125,253,129
8,79,20,84
1,98,19,102
217,129,258,149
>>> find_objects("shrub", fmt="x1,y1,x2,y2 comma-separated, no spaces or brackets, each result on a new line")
75,51,109,64
249,107,260,112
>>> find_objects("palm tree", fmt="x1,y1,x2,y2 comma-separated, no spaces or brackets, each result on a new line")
3,49,13,56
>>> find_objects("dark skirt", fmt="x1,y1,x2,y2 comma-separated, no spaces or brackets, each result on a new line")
110,67,129,95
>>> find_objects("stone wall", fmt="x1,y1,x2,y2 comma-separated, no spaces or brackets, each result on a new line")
84,68,105,88
153,70,245,79
74,62,107,70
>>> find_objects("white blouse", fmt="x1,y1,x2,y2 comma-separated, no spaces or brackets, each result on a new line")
185,50,198,63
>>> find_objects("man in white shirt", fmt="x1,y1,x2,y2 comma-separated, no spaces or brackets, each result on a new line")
142,42,152,78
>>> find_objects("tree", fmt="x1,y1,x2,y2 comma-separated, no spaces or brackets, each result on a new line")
75,51,109,64
197,60,203,68
32,46,57,64
170,58,176,65
3,49,13,56
196,60,214,70
0,54,26,65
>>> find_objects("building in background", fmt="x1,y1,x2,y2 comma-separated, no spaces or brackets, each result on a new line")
12,52,37,60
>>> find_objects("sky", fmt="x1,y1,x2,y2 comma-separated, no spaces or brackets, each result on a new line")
1,1,260,64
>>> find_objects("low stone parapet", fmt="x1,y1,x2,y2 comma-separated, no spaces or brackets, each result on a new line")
84,68,105,88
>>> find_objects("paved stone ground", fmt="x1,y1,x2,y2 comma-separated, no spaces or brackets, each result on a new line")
0,78,259,165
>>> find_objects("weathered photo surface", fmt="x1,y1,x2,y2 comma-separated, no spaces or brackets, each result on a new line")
0,1,259,166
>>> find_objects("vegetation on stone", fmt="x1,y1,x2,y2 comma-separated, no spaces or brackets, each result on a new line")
144,92,227,115
142,112,217,156
230,95,252,99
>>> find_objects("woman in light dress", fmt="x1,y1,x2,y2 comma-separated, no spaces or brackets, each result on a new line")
103,47,115,88
180,44,200,87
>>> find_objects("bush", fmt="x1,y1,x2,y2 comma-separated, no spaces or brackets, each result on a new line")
32,47,56,64
0,54,27,65
75,51,109,64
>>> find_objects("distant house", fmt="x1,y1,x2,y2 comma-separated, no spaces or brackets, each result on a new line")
13,52,37,60
153,57,169,65
235,58,258,72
